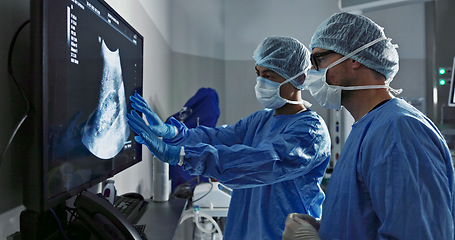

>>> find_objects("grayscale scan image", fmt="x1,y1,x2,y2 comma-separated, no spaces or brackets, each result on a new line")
82,39,130,159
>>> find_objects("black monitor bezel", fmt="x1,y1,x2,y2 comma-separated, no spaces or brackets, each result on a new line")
449,56,455,107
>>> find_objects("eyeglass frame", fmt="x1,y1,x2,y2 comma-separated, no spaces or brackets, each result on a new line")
310,50,336,71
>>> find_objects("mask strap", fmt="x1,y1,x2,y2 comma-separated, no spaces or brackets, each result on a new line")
335,83,403,95
326,36,403,95
280,77,294,86
278,71,306,105
282,70,306,85
335,85,388,91
286,99,304,105
326,36,388,69
388,86,403,95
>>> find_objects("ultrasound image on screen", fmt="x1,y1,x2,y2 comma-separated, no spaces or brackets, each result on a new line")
81,40,130,159
45,0,142,197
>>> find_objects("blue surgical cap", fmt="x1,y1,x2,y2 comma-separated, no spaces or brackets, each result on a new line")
310,12,399,82
253,36,310,89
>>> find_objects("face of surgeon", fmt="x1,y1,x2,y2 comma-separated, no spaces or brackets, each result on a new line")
311,47,363,101
311,47,347,85
255,65,300,102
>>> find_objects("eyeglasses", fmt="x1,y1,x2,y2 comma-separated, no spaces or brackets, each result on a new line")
310,50,336,71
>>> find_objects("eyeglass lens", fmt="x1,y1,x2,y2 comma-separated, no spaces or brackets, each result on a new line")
310,50,335,70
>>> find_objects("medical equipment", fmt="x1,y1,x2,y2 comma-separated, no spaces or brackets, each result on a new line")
192,182,232,209
180,205,224,240
177,182,230,239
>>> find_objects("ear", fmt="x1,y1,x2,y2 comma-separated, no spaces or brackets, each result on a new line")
351,60,362,70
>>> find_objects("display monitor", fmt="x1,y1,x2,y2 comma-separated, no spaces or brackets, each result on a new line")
25,0,143,212
449,57,455,107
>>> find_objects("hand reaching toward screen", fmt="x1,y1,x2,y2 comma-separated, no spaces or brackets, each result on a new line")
129,93,177,139
127,110,180,165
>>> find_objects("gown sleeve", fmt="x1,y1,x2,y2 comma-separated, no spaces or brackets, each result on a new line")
172,113,331,189
165,116,247,147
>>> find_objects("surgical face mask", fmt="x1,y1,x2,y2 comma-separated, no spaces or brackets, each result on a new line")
303,36,401,110
255,75,304,109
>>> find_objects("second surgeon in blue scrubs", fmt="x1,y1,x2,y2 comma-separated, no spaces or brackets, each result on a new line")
283,12,455,240
127,36,331,240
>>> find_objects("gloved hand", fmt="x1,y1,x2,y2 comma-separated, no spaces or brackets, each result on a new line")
282,213,321,240
127,110,181,165
130,93,177,139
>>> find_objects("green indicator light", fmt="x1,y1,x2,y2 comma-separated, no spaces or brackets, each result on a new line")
439,68,446,75
439,79,446,86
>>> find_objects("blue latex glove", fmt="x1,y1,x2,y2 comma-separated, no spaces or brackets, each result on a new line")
127,110,181,165
130,93,177,139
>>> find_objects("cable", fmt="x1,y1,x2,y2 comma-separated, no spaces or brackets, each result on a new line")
49,207,71,240
194,212,219,234
179,207,223,238
0,19,31,163
169,176,200,199
66,207,78,225
192,182,214,203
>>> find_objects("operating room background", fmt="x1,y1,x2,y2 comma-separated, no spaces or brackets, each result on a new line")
0,0,453,238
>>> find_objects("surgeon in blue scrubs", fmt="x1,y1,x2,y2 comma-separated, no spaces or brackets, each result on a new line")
283,12,455,240
127,36,331,240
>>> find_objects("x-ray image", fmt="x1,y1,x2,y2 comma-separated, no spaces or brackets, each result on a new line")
81,40,130,159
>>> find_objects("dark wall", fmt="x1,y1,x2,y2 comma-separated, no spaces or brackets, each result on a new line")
0,0,30,214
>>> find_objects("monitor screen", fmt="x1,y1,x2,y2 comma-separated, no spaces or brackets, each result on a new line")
26,0,143,211
449,56,455,107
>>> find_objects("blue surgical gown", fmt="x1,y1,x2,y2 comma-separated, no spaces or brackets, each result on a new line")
165,109,331,240
319,98,455,240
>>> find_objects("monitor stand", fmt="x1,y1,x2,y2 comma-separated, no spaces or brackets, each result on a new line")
19,203,67,240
